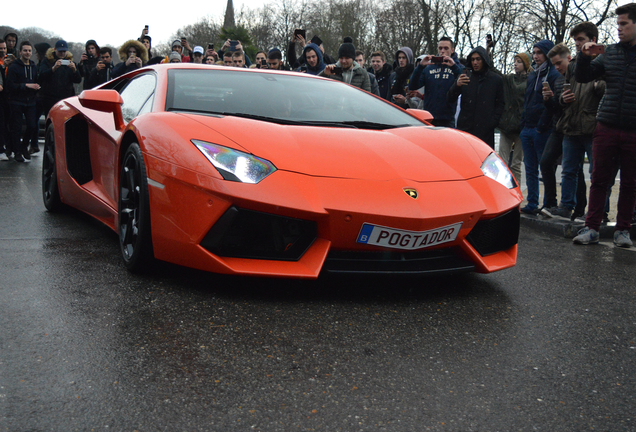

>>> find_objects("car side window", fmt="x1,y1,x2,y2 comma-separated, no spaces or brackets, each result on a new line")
119,74,156,123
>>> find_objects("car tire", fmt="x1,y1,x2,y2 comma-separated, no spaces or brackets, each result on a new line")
42,124,64,212
119,143,154,272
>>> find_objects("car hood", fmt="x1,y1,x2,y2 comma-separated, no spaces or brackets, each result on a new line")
184,114,486,182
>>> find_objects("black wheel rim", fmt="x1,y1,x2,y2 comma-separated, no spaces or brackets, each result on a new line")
120,151,142,260
42,129,56,202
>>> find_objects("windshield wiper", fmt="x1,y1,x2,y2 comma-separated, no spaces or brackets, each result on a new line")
339,121,403,130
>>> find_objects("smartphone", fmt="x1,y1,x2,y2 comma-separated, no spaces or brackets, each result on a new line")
589,45,605,55
261,59,267,66
431,56,444,63
208,43,214,50
332,66,344,74
542,82,550,90
294,29,306,40
145,25,149,30
229,40,239,51
486,34,492,42
563,83,571,92
60,59,70,66
465,68,472,78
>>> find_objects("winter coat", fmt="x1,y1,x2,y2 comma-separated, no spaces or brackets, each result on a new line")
112,40,148,78
318,61,371,92
373,63,393,101
408,52,464,122
447,46,505,147
5,58,39,106
86,62,115,88
38,48,81,103
556,56,605,136
575,42,636,130
496,70,527,135
520,40,561,132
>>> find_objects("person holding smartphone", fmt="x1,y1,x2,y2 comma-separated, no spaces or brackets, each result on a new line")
447,46,504,148
38,39,81,121
319,42,371,92
518,39,561,215
295,43,325,75
573,3,636,247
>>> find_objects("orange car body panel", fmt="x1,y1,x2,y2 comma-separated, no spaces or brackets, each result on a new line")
46,64,522,278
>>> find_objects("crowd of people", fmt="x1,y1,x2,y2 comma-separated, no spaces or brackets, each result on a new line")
1,2,635,247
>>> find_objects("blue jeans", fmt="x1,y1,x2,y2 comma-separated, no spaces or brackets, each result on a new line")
520,126,552,209
561,135,593,210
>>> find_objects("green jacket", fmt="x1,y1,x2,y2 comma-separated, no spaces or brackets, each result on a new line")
557,56,605,136
497,71,527,135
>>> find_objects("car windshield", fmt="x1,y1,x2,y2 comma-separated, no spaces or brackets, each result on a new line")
166,68,424,129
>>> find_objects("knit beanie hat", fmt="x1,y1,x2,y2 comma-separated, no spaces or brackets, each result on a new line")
515,52,532,72
338,42,356,59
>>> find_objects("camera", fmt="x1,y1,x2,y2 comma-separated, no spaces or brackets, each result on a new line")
332,66,344,74
431,56,444,64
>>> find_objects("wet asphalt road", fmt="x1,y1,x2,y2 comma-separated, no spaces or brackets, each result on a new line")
1,155,635,432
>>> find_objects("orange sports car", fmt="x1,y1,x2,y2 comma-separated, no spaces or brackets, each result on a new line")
43,64,522,278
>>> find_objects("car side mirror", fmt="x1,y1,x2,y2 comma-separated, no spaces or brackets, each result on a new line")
78,90,125,130
407,109,434,123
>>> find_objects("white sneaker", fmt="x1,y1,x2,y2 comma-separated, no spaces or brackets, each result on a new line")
614,230,633,248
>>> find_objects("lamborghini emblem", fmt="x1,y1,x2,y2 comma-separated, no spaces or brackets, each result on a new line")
403,188,418,199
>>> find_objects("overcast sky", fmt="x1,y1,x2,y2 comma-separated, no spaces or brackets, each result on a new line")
4,0,261,48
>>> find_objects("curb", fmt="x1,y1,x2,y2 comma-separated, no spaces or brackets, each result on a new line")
520,214,636,239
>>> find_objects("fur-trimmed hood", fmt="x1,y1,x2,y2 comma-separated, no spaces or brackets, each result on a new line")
118,39,148,63
45,48,74,62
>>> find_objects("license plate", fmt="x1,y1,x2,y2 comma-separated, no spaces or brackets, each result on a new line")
356,222,463,250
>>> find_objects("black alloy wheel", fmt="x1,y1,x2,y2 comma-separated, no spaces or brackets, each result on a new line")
118,143,153,271
42,124,64,212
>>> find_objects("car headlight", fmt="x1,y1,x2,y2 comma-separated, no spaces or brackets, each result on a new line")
193,140,277,184
481,152,516,189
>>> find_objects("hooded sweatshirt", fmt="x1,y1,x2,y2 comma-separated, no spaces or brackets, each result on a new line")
5,57,39,106
520,40,561,131
387,47,414,102
447,46,505,147
297,43,326,75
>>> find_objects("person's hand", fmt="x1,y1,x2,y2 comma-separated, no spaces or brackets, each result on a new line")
407,90,423,99
442,55,455,67
542,86,553,101
323,64,336,75
295,33,306,47
392,94,406,104
126,55,136,66
80,53,88,63
222,39,231,50
562,88,575,103
457,73,470,86
52,59,63,71
96,61,105,71
235,41,243,52
25,83,41,90
581,42,598,57
135,56,143,67
142,27,149,35
181,38,191,51
419,55,433,67
68,61,77,72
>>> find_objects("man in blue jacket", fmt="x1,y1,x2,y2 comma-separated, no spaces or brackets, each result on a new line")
408,37,463,127
519,40,561,214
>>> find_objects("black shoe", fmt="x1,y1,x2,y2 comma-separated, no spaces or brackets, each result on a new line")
29,146,40,155
14,152,25,162
520,205,539,215
23,151,31,161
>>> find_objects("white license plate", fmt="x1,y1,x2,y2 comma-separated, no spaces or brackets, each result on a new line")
356,222,463,250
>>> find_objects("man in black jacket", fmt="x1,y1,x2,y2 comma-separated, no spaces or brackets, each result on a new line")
573,3,636,247
86,47,114,88
38,40,81,118
447,46,504,148
5,41,40,162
